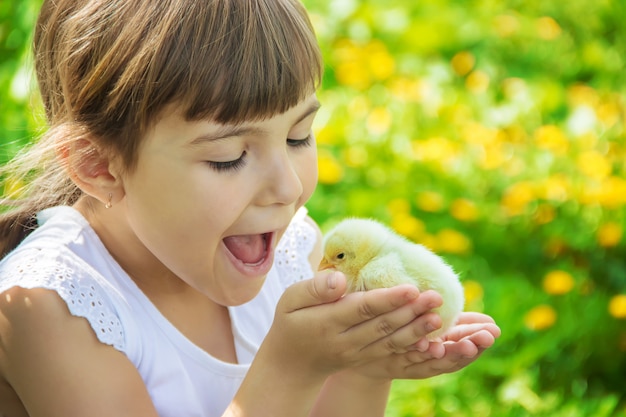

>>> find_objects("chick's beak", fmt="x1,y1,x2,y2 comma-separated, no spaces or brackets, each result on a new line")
319,257,333,271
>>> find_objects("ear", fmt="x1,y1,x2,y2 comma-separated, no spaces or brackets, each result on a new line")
59,138,125,207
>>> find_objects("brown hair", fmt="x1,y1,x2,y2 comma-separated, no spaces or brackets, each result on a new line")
0,0,323,258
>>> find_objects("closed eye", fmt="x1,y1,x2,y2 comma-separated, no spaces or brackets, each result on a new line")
287,133,312,148
206,151,247,172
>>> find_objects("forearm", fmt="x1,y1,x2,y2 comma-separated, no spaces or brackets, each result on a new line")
224,338,328,417
309,370,392,417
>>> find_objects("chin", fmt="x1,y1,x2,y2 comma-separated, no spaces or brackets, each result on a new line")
220,276,268,307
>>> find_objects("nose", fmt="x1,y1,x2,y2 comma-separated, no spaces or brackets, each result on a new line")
258,150,303,206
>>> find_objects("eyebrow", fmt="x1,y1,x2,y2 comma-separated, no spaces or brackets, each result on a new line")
190,100,321,145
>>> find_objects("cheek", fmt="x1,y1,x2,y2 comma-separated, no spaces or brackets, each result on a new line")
299,149,319,201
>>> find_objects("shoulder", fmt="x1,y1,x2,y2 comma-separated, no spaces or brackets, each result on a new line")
0,285,158,416
0,245,126,351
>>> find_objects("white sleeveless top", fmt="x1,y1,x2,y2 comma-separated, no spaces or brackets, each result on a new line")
0,206,316,417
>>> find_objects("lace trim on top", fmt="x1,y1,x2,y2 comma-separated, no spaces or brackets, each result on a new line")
0,248,125,350
274,212,316,288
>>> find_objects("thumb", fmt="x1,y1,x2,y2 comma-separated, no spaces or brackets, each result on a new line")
279,270,347,313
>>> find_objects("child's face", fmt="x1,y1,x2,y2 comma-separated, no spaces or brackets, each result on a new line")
117,94,320,305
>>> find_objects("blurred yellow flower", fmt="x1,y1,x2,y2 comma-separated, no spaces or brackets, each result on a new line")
387,198,411,215
314,126,338,145
333,40,370,89
366,107,392,135
317,150,343,184
348,95,370,116
462,122,498,145
537,174,570,202
567,84,599,108
451,51,475,76
465,70,490,94
579,176,626,208
543,270,575,295
435,228,472,255
577,150,612,180
366,40,396,81
493,13,520,37
450,198,479,222
391,212,425,242
536,16,562,40
525,305,557,331
597,222,622,247
609,295,626,319
596,101,621,128
463,280,484,305
501,181,536,216
534,125,569,155
533,204,555,225
411,136,460,168
343,146,368,168
389,77,425,102
416,191,444,212
577,131,599,151
335,60,370,90
480,143,509,170
332,39,396,89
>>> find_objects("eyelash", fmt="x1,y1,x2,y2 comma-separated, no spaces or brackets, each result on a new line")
287,133,313,148
207,153,247,172
207,133,313,172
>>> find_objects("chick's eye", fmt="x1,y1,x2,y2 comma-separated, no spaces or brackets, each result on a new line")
336,252,345,260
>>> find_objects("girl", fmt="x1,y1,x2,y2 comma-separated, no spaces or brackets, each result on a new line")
0,0,500,416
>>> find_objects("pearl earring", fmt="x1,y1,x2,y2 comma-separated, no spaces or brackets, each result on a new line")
105,192,113,209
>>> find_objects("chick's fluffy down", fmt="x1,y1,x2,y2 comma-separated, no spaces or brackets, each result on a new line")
320,218,464,339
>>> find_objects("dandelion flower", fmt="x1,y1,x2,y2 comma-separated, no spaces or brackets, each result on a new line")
463,280,484,306
451,51,475,76
435,228,472,255
542,270,575,295
317,150,343,184
450,198,480,222
597,222,622,248
609,295,626,319
525,305,557,330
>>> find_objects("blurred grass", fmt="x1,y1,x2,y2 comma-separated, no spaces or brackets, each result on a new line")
2,0,626,416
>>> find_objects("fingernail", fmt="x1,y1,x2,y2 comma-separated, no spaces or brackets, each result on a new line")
327,272,337,289
425,322,437,333
405,289,419,300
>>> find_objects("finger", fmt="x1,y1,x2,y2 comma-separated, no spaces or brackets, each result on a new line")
334,284,421,327
367,312,442,355
404,342,476,376
442,322,501,343
346,291,443,356
443,338,479,358
277,270,347,313
455,311,497,325
463,329,498,349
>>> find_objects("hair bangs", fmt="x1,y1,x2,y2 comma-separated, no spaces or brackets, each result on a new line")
174,0,323,124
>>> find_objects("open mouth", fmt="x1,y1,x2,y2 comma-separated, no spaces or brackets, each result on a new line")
223,232,272,266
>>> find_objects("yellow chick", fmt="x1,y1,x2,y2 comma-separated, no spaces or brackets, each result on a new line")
320,218,464,339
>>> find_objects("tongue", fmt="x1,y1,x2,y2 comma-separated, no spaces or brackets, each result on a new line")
223,234,266,264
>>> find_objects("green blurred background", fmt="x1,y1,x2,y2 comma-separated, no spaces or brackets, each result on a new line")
1,0,625,416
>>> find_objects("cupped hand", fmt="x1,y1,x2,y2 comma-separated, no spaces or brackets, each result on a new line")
350,311,501,380
262,270,445,378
